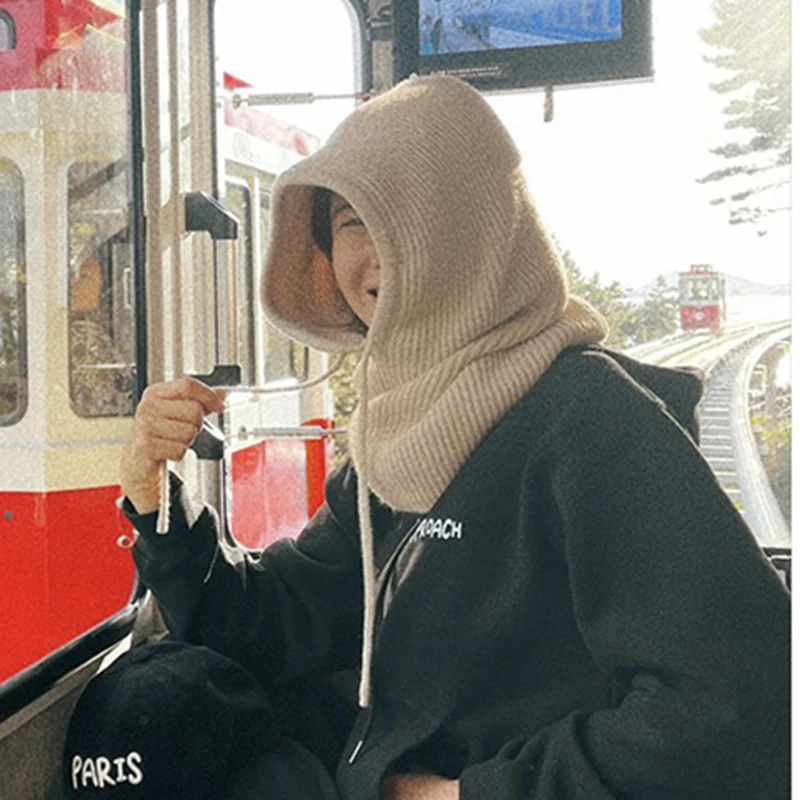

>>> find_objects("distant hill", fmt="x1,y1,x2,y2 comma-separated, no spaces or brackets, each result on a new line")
628,271,790,299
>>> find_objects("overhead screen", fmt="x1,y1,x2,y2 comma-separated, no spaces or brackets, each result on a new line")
393,0,652,92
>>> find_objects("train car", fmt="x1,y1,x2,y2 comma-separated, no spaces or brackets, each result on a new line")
678,263,727,332
0,0,333,690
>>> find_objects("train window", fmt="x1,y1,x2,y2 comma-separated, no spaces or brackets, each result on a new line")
225,181,257,385
67,161,134,418
0,10,15,51
0,160,26,426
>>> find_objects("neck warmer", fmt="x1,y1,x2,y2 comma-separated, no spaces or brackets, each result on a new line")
262,75,608,704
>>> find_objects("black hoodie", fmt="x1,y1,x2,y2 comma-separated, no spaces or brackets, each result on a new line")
128,345,789,800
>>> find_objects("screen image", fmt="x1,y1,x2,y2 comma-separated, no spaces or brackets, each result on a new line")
418,0,622,56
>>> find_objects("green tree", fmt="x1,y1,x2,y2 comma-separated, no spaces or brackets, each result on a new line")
620,275,680,344
698,0,791,227
562,250,630,347
328,353,358,463
559,243,679,348
751,405,791,527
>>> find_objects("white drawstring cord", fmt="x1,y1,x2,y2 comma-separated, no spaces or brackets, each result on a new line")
156,464,171,534
354,348,376,708
153,354,347,535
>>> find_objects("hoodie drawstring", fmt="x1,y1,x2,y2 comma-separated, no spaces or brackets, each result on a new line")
354,343,377,708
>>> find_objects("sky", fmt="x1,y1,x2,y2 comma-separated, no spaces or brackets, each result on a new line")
214,0,792,292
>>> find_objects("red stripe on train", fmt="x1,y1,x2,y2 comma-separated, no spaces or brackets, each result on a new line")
0,431,334,683
0,485,136,684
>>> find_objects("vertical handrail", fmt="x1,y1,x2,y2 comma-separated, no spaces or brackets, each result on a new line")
128,0,148,404
166,0,184,377
142,0,164,384
188,0,219,375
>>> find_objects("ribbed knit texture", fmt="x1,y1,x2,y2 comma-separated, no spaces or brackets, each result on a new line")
264,75,607,514
262,75,608,705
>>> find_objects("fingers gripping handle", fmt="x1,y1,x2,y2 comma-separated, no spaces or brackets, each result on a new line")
155,365,240,534
188,364,239,460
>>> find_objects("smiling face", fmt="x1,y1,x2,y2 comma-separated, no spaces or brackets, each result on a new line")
329,192,380,327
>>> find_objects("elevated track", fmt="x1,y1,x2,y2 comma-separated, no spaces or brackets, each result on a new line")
628,323,791,548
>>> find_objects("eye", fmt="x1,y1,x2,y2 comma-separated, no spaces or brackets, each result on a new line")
339,216,364,230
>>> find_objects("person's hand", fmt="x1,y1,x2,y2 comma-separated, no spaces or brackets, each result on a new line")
120,377,225,514
381,774,459,800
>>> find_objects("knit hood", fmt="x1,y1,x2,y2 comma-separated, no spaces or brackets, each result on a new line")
263,74,607,510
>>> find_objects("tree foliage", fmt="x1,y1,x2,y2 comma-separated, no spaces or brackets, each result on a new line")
621,275,681,345
751,392,792,527
560,247,679,348
698,0,791,226
328,353,358,463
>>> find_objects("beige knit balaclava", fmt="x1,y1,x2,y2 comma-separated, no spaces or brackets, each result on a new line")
264,73,607,506
263,75,607,704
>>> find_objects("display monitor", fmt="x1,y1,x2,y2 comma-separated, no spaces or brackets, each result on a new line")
393,0,652,92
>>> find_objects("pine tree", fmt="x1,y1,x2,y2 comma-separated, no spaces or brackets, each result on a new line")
623,276,680,344
698,0,791,227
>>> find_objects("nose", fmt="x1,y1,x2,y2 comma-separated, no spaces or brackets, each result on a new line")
365,238,380,272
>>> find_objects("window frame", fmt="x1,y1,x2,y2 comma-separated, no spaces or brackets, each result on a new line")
0,9,17,51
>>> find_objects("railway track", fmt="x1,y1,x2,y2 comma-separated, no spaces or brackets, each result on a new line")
629,322,791,547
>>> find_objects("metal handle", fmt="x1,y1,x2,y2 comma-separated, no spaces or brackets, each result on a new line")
236,425,346,441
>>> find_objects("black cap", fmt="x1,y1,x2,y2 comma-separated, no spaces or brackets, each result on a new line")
63,641,278,799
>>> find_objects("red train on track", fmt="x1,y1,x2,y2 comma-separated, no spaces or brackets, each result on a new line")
678,264,727,332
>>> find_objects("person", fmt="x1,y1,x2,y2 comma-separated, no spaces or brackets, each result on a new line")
117,75,790,799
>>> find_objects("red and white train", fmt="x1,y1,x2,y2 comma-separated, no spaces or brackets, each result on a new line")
0,0,334,686
678,263,727,332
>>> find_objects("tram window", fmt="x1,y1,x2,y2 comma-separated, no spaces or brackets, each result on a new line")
0,160,26,425
289,341,309,381
0,10,15,50
687,279,708,302
67,162,134,418
259,190,311,383
225,182,257,385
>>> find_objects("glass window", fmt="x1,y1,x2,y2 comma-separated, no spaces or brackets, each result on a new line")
0,160,26,425
0,0,135,698
0,10,15,51
68,161,134,418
